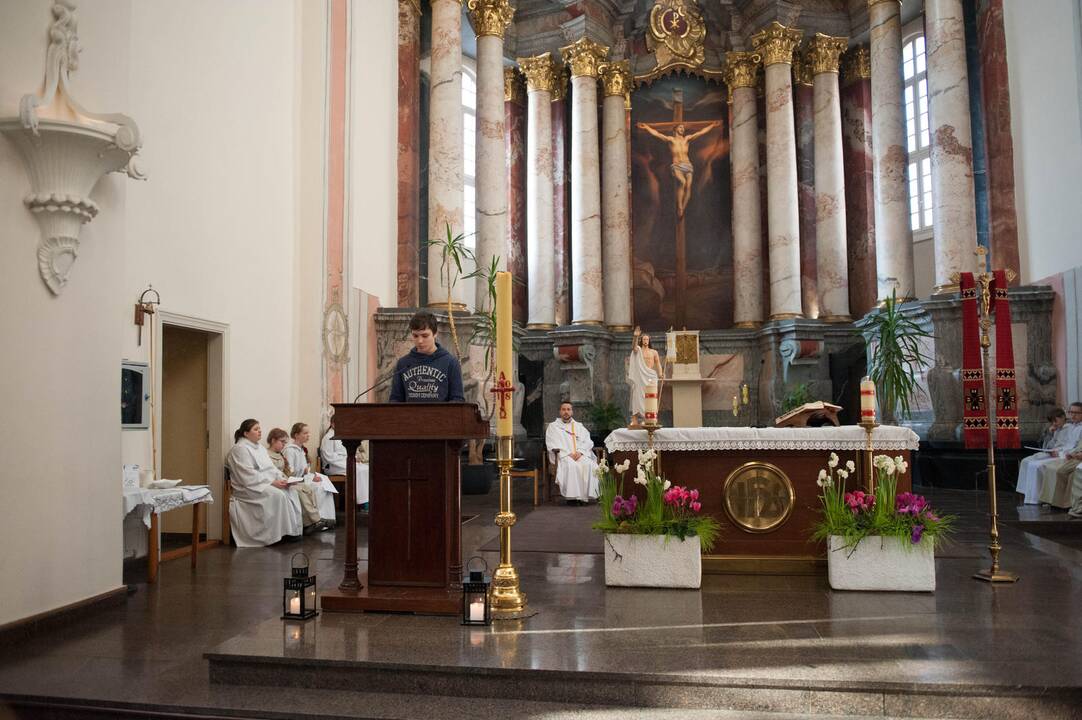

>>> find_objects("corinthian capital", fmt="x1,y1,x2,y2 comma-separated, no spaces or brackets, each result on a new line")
841,45,871,84
724,51,761,90
504,66,524,103
791,50,813,86
517,53,556,93
806,33,849,76
599,60,631,97
559,37,609,79
467,0,513,38
750,21,803,67
551,63,568,101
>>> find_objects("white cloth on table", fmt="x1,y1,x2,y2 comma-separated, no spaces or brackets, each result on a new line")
603,425,921,453
546,418,599,501
318,430,370,505
626,345,658,418
122,485,213,528
225,438,302,547
1017,422,1082,504
284,441,337,521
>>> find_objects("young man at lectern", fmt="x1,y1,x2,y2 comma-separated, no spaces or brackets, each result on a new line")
389,311,465,403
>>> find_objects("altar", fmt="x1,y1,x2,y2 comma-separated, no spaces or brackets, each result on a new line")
604,425,919,573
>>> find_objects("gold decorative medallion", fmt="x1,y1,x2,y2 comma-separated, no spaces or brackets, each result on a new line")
647,0,707,70
466,0,514,39
722,462,795,533
750,21,803,67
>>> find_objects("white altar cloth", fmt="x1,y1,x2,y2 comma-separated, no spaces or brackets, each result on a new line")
604,426,920,454
123,485,214,528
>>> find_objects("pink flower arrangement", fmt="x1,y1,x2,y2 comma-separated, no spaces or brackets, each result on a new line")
664,486,702,514
895,492,930,517
844,490,875,514
611,495,638,520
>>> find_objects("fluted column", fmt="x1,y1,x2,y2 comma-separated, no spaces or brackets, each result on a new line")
468,0,514,309
560,37,609,325
396,0,421,307
518,54,556,328
751,21,804,320
926,0,978,292
600,60,632,331
725,51,765,328
808,34,852,321
427,0,466,308
868,0,914,300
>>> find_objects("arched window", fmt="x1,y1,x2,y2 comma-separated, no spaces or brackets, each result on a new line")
462,64,476,249
903,33,932,236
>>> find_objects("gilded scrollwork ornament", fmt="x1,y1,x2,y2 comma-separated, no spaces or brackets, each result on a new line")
647,0,707,70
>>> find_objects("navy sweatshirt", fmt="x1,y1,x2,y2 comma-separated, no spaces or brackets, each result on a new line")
389,343,465,402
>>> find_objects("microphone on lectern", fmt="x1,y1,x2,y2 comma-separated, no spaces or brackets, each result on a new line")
352,373,392,403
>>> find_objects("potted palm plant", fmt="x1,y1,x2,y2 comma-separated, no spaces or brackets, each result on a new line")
858,290,933,423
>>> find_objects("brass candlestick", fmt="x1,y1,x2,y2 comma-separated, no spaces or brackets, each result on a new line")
859,419,878,494
643,419,662,474
490,435,529,616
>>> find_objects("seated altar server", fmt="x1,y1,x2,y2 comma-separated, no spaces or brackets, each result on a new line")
266,428,328,533
389,311,464,403
1039,432,1082,508
281,424,338,525
1016,403,1082,504
319,421,370,506
225,419,303,547
546,401,599,504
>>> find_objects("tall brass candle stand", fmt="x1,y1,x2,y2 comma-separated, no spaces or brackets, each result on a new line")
490,435,529,616
859,419,877,494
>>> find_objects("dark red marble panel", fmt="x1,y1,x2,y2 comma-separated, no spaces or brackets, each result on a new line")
795,82,818,318
505,96,527,323
552,98,570,326
841,78,876,317
396,3,420,307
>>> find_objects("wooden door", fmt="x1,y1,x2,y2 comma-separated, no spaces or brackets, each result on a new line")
161,326,209,534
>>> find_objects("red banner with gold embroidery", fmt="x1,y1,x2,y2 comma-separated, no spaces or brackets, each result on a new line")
960,273,987,448
993,270,1020,448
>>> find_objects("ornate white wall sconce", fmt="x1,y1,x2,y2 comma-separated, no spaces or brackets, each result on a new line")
0,1,144,295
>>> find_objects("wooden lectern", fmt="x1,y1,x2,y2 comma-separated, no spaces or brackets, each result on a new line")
321,402,489,615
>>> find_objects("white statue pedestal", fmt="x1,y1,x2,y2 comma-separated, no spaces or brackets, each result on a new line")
668,377,706,427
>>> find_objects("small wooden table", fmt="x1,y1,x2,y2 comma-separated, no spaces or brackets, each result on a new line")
124,486,215,583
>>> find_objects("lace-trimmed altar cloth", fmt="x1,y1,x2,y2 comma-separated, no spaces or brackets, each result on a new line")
123,485,214,528
604,426,920,454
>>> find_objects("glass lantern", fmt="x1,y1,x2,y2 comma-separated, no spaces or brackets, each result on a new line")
282,552,319,620
461,556,491,626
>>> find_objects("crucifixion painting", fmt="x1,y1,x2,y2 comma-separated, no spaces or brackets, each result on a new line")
637,117,719,219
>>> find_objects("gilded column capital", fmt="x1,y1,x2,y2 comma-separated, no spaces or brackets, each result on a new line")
550,63,568,101
867,0,901,8
559,36,609,79
467,0,514,38
504,66,525,103
724,51,762,90
750,21,803,67
517,53,556,93
791,50,813,86
399,0,422,16
599,60,631,98
806,33,848,76
841,45,871,85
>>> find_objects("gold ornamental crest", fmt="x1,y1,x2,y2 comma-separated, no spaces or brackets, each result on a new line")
647,0,706,71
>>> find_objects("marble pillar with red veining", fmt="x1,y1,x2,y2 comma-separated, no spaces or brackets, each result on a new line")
927,0,978,291
600,61,632,330
396,0,421,307
841,48,877,317
977,0,1020,282
551,72,570,327
518,54,555,328
505,69,528,323
793,62,819,319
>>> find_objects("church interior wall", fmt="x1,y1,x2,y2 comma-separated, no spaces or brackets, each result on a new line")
0,0,131,626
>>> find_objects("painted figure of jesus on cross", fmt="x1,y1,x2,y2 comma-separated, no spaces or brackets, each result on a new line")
635,87,720,328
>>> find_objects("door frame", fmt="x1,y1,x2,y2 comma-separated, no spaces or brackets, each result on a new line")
154,311,230,541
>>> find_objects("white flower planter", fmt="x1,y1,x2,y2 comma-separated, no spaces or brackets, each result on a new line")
604,534,702,589
827,535,936,592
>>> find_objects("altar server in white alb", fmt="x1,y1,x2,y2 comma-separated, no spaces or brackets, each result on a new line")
546,401,599,504
319,419,370,506
224,419,302,547
1016,403,1082,504
282,422,338,524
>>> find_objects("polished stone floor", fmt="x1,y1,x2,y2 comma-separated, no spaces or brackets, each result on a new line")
2,484,1082,719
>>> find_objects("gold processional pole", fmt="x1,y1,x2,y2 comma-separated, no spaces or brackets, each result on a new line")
956,247,1019,584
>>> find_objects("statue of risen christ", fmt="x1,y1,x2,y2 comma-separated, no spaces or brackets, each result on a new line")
636,120,720,218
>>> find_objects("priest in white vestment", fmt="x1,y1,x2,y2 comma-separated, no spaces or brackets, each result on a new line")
1016,404,1082,504
546,401,599,504
283,422,337,523
225,420,303,547
319,425,370,506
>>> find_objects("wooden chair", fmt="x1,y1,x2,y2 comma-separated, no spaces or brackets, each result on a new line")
508,465,540,507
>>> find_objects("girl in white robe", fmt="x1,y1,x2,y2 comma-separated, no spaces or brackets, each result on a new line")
225,419,303,547
319,425,370,506
284,423,338,522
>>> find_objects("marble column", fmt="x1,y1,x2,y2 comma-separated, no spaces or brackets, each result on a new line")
867,0,914,301
396,0,421,307
841,47,877,317
551,68,570,326
518,53,556,328
926,0,978,292
792,51,819,319
467,0,514,309
751,22,804,320
600,60,632,331
725,52,765,328
807,34,851,321
559,37,609,325
505,68,528,323
427,0,466,308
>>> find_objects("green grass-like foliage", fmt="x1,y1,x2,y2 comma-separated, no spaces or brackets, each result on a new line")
593,451,721,553
810,453,954,552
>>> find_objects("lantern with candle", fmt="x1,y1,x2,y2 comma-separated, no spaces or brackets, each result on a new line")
461,556,491,626
282,552,318,620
